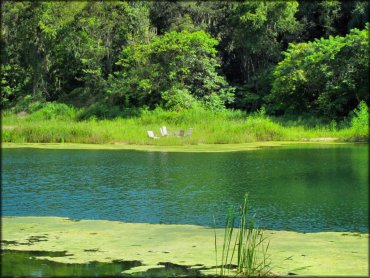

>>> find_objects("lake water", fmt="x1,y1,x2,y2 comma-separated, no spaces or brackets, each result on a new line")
2,144,368,232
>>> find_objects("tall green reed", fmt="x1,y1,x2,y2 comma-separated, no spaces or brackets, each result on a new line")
215,193,271,277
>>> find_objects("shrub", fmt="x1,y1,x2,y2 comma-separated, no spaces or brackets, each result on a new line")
161,87,198,111
348,101,369,141
27,102,76,121
351,101,368,130
269,25,369,119
110,30,234,108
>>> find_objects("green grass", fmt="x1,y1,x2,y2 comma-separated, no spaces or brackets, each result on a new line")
215,193,271,277
2,104,368,145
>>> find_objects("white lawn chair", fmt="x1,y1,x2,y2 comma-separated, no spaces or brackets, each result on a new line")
185,128,193,136
147,130,159,139
160,126,170,136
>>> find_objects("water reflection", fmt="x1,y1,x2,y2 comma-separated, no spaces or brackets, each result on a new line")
1,250,202,277
2,144,368,232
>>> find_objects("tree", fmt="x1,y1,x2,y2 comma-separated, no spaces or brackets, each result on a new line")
268,25,369,119
109,30,234,110
347,1,369,30
223,1,301,111
1,1,88,106
296,1,369,40
56,1,153,106
1,1,153,109
1,3,30,108
296,1,341,40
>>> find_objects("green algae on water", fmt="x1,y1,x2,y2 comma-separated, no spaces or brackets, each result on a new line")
2,216,368,276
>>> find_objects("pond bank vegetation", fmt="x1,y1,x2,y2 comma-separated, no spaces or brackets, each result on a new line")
2,103,368,146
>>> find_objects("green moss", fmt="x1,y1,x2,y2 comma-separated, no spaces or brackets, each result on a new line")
2,216,368,276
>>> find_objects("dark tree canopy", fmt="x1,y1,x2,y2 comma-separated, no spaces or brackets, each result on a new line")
1,0,369,120
268,25,369,119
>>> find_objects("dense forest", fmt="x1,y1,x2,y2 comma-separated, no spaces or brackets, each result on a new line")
1,1,369,121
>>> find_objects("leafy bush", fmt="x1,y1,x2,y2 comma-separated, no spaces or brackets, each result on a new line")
77,104,142,120
346,101,369,141
27,102,76,121
202,93,227,111
161,87,198,111
109,30,234,109
11,95,45,113
77,104,119,120
351,101,368,130
269,24,369,119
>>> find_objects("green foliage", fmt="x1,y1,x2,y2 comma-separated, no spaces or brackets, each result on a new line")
348,1,369,30
1,1,368,122
351,101,368,130
319,1,342,37
269,24,369,119
27,102,77,121
1,1,152,108
76,104,141,120
0,64,27,109
161,87,198,111
225,1,301,108
345,101,369,141
149,1,219,35
110,30,233,109
297,1,369,40
233,84,261,112
202,93,228,112
5,105,367,145
10,95,43,113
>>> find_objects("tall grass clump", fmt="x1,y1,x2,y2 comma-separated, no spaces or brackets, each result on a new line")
244,108,287,141
215,193,271,277
27,102,77,121
343,101,369,141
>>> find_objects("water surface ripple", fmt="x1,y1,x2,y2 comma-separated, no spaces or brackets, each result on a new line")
2,144,368,232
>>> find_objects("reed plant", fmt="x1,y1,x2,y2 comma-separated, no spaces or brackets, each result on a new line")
215,193,271,277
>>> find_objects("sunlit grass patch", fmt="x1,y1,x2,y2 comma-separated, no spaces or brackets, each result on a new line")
2,106,368,145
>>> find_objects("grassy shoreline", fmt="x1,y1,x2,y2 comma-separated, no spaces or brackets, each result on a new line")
2,107,368,146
